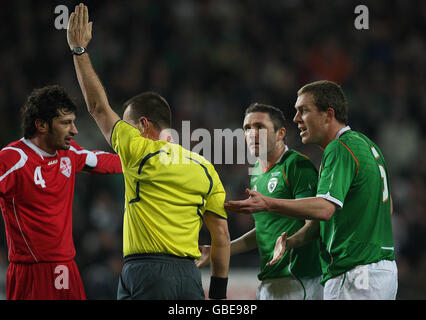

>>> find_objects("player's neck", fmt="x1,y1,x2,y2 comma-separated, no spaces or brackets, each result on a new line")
259,142,286,171
29,136,57,155
320,122,347,149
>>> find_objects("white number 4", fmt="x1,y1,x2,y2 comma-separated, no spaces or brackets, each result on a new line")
370,147,388,202
34,166,46,188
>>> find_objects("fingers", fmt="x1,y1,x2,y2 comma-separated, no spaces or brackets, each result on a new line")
78,3,84,27
68,12,75,30
266,232,287,267
195,245,211,268
224,202,250,214
83,4,89,26
246,188,257,196
73,3,87,28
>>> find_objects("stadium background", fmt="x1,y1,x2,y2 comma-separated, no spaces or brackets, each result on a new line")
0,0,425,299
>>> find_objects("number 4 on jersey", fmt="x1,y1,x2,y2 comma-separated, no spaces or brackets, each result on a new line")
370,146,388,202
34,166,46,188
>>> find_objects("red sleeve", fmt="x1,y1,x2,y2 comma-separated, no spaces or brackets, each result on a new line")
87,151,122,174
70,141,122,174
0,147,28,195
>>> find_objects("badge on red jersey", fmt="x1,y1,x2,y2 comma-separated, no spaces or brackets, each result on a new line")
60,157,72,178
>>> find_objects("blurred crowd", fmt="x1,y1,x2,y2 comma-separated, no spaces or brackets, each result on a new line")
0,0,425,299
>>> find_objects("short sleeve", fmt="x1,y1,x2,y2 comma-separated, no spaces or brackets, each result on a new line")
0,147,27,195
316,140,358,208
111,120,149,168
69,141,122,174
205,166,227,219
69,141,94,172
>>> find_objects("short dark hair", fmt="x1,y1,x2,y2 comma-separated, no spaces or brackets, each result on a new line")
122,92,172,130
297,80,348,125
244,103,286,131
21,85,77,138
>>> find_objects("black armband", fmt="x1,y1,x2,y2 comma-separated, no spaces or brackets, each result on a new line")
208,276,228,299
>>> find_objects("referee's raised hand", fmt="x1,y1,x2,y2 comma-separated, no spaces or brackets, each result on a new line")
67,3,93,51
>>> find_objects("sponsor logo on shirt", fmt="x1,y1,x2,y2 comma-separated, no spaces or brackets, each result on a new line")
60,157,72,178
48,160,58,166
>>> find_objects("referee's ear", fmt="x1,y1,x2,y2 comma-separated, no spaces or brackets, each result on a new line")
137,117,149,136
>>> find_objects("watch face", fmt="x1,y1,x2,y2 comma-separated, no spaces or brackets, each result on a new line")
74,47,85,54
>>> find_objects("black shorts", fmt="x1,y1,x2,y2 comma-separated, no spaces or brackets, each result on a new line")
117,253,205,300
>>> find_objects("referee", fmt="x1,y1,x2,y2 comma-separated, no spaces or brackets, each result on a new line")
67,4,230,299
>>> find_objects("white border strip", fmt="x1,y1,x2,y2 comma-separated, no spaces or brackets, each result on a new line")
0,147,28,182
69,146,98,168
316,192,343,209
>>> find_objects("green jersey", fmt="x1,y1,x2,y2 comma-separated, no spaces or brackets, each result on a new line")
317,127,395,284
251,147,322,281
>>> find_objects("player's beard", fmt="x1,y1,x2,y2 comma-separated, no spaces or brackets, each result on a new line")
46,130,70,151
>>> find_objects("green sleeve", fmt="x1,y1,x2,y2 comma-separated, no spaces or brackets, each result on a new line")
317,140,358,208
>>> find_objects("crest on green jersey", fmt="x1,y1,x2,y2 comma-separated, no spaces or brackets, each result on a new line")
267,177,278,193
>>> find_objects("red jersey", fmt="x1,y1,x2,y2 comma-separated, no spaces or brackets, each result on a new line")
0,138,122,263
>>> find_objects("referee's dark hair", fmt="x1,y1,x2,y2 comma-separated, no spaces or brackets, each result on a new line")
122,92,172,130
244,102,287,132
21,85,77,139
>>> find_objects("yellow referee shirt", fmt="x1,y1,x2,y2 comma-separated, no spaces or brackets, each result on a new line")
111,120,227,259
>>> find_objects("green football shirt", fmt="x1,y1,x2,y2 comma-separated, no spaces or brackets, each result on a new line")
317,126,395,284
251,147,322,281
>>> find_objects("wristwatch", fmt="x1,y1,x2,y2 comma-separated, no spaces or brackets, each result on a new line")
71,46,87,56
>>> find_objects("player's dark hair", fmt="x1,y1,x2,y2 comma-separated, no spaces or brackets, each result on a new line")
122,92,172,130
21,85,77,138
297,80,348,125
244,103,286,131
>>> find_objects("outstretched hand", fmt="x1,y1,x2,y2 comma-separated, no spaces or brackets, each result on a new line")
224,189,269,214
266,232,287,267
67,3,93,50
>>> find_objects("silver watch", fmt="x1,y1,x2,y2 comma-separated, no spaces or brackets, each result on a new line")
71,46,87,55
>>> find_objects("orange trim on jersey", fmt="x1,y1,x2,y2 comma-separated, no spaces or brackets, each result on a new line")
262,164,274,173
282,168,290,186
338,140,359,175
297,153,310,160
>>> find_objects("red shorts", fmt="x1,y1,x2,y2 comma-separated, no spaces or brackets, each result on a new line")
7,260,87,300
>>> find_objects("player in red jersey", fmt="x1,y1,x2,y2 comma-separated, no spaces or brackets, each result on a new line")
0,85,122,299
